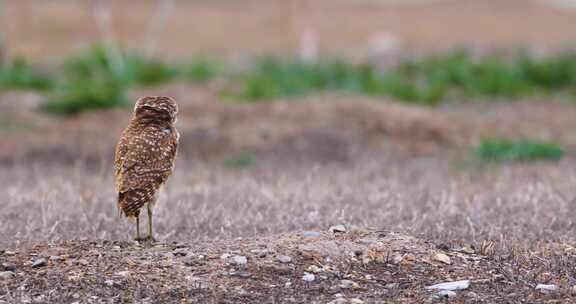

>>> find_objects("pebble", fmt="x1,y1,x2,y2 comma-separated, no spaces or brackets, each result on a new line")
302,272,315,282
49,256,62,262
183,256,199,267
438,290,457,298
250,249,268,258
426,280,470,291
115,271,130,277
433,253,451,264
173,248,188,257
104,280,115,286
350,299,365,304
4,251,16,256
229,271,251,278
31,258,47,268
385,283,399,289
230,255,248,266
2,263,18,272
78,259,89,266
0,271,15,280
307,265,323,273
329,225,347,233
339,279,359,289
536,284,558,293
303,231,321,238
278,255,292,264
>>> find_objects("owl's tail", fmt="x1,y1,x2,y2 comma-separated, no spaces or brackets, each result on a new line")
118,190,148,218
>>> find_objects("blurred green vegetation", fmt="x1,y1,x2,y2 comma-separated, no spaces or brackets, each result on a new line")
223,151,256,169
473,138,564,162
0,118,36,133
3,47,576,115
0,58,54,91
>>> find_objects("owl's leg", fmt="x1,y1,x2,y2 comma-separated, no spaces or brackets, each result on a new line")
134,212,144,242
134,213,143,241
146,202,156,242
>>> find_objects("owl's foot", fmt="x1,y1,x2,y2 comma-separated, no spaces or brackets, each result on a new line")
134,236,156,243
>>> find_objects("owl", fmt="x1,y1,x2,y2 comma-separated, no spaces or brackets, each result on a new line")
114,96,179,242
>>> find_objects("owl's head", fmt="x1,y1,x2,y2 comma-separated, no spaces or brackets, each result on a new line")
134,96,178,123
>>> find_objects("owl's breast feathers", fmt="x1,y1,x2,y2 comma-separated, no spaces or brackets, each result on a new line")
115,124,179,217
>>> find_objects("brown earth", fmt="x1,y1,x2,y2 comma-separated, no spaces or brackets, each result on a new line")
3,0,576,60
2,89,576,301
2,229,575,303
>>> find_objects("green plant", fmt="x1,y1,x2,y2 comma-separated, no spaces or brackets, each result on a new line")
224,152,256,169
0,118,36,133
183,59,221,82
473,139,564,162
41,79,128,115
62,46,177,88
0,58,54,91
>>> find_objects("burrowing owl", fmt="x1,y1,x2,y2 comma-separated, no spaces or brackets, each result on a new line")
114,96,179,241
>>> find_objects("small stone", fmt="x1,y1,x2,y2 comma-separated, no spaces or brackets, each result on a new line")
229,271,251,278
302,272,315,282
329,225,347,233
536,284,558,293
229,255,248,266
31,258,47,268
433,253,451,264
115,271,130,277
461,245,475,254
307,265,323,273
49,256,62,262
334,293,344,298
173,248,188,257
329,299,348,304
426,280,470,291
78,259,89,266
350,299,365,304
183,256,199,267
438,290,457,298
339,279,359,289
285,281,292,288
2,263,17,272
0,271,15,280
466,291,478,298
278,255,292,264
104,280,114,286
385,283,399,289
4,251,16,256
303,231,321,238
250,249,268,258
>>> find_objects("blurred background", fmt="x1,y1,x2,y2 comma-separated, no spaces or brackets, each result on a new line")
2,0,576,247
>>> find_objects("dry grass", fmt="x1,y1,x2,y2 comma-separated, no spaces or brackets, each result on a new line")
1,151,574,250
2,92,576,302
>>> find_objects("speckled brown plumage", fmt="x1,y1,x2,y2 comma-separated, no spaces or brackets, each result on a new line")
114,96,179,241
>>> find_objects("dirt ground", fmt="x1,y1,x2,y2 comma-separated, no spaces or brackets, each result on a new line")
3,0,576,60
3,0,576,302
2,86,576,302
2,230,576,303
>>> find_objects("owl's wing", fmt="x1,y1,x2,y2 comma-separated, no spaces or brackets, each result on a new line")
115,126,178,216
